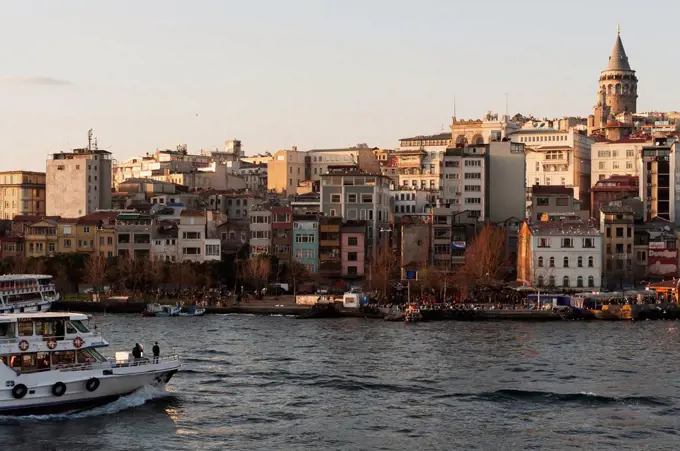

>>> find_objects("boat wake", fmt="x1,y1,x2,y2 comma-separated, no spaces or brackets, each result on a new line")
0,385,174,422
440,389,669,407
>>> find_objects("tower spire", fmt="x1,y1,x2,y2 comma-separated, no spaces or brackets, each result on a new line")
617,23,620,36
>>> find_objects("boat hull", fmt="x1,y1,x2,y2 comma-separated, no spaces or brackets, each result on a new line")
0,362,179,415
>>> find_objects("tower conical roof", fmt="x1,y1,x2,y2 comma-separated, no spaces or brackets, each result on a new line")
605,31,632,72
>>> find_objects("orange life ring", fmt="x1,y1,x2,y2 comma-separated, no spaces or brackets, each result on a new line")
18,339,29,352
73,336,84,349
47,339,57,350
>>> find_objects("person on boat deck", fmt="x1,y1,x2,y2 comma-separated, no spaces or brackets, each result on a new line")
132,343,143,360
152,342,160,362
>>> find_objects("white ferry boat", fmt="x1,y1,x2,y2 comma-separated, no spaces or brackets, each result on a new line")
0,312,181,415
0,274,58,314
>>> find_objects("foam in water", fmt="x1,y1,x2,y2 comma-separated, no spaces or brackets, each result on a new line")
0,385,171,422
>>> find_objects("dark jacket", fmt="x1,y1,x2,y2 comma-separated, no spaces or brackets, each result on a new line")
152,345,160,357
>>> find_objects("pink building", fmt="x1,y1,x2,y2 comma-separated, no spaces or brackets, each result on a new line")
341,220,367,278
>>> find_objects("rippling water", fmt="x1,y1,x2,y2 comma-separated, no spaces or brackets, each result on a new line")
1,314,679,450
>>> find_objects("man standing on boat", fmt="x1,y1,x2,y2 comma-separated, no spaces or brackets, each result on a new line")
152,342,160,363
132,343,142,360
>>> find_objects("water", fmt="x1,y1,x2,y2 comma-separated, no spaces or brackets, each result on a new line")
1,315,679,451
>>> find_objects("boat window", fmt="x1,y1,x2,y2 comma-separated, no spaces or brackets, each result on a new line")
88,348,106,362
77,349,99,363
71,320,90,333
36,352,50,371
21,353,37,372
0,355,7,365
35,320,56,336
18,320,33,336
65,322,78,335
52,351,76,366
0,323,15,337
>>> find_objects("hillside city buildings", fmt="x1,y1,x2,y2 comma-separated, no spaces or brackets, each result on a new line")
5,29,680,292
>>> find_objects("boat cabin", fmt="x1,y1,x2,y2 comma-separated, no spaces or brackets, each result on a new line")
0,313,106,374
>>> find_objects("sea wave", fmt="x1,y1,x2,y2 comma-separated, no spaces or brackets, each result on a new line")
0,385,173,422
447,389,670,406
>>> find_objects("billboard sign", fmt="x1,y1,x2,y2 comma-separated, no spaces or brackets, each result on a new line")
451,241,467,250
648,245,678,277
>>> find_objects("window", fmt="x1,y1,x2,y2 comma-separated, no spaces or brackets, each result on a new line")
18,320,33,336
578,256,583,267
583,238,594,248
548,275,555,287
464,198,481,204
538,238,550,248
348,252,358,261
598,162,606,170
48,243,55,253
537,276,544,287
588,276,595,287
561,238,573,248
555,197,568,207
118,233,130,244
612,161,620,170
64,239,72,248
347,266,358,276
464,185,481,192
627,227,632,238
205,244,220,256
348,237,358,246
538,256,543,267
563,257,569,268
83,226,90,234
331,194,341,203
626,149,635,158
549,257,555,267
562,276,570,288
616,227,624,238
577,276,583,288
536,197,550,206
464,173,481,179
626,161,633,170
182,247,201,255
183,231,201,240
588,256,594,268
348,194,357,203
464,160,481,167
535,162,540,171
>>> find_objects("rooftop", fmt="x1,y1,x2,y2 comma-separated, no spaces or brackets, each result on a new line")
529,221,600,236
0,274,54,281
399,132,452,142
0,312,89,323
532,185,573,195
600,204,634,214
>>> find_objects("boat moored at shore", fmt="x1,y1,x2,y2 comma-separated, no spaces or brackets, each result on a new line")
0,274,58,314
0,312,180,415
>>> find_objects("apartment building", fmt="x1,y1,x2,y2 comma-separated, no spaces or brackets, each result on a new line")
115,213,153,259
0,171,46,220
640,137,676,222
450,112,520,146
340,220,366,279
441,146,486,219
318,216,342,280
590,137,649,185
46,146,112,217
319,168,392,258
590,175,639,219
529,186,587,222
292,213,319,273
271,206,293,265
599,203,635,288
394,133,448,193
249,206,272,256
178,210,220,262
267,147,306,194
25,219,59,258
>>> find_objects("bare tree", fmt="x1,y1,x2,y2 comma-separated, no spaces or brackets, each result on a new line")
85,254,108,293
240,257,272,299
368,246,398,299
286,261,311,295
457,223,509,291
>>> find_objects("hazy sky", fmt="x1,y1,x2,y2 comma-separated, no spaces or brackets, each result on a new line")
1,0,679,171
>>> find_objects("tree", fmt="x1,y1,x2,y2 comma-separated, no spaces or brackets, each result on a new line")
85,254,108,293
239,256,272,298
286,261,311,295
457,223,509,291
368,246,398,299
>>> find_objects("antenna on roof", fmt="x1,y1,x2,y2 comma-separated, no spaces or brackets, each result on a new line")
453,94,456,119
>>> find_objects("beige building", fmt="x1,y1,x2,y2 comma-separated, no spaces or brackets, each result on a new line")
267,147,306,194
590,137,649,186
46,137,113,218
308,145,382,182
450,111,520,146
0,171,46,220
241,153,273,165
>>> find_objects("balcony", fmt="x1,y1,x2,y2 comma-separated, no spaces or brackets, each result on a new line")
319,225,340,233
320,239,340,247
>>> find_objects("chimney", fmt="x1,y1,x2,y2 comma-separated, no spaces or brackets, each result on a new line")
292,146,297,152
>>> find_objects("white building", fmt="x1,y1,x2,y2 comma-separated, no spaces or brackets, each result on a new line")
391,188,429,217
590,137,649,186
249,206,272,255
394,133,449,193
177,210,221,262
513,127,593,210
518,220,603,290
441,145,486,219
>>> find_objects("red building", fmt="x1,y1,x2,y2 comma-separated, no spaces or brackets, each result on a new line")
591,175,639,219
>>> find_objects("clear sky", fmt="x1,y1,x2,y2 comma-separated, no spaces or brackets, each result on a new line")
1,0,679,171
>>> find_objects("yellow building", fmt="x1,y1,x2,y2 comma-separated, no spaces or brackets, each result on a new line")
24,219,59,258
0,171,46,220
267,147,306,194
77,212,119,258
56,218,79,253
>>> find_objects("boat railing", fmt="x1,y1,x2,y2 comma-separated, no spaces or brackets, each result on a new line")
0,333,105,346
0,284,56,295
58,354,180,372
